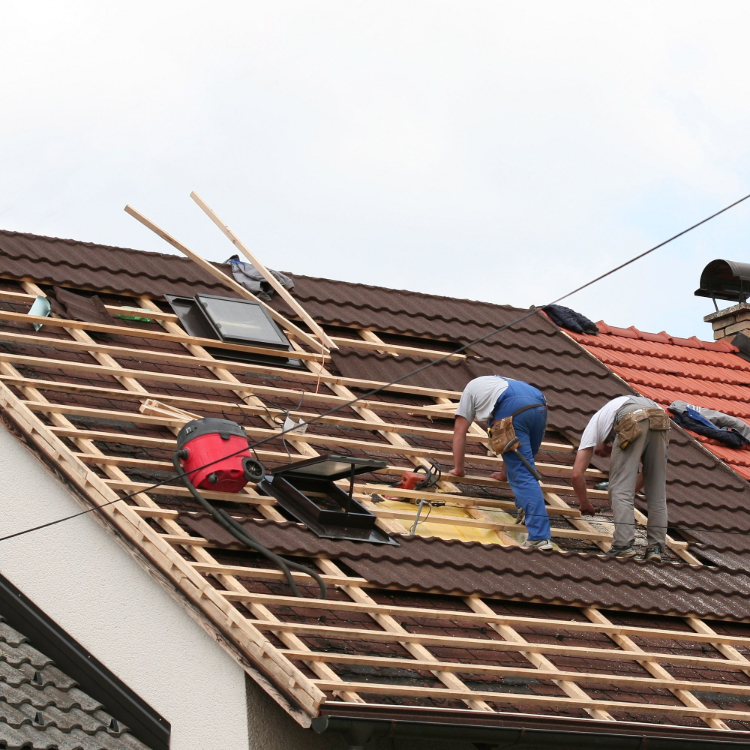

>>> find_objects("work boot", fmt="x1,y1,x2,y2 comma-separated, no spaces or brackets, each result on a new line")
644,545,662,562
522,538,553,551
604,544,638,559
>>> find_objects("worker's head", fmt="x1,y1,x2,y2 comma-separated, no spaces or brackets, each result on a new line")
594,442,613,458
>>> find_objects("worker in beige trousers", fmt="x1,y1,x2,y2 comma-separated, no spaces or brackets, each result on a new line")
571,396,669,562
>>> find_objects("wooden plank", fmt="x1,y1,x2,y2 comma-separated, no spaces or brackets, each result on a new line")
190,191,337,352
0,372,579,442
248,620,750,669
584,608,729,731
312,680,750,721
26,401,599,482
124,204,325,352
216,591,750,648
281,649,750,696
0,376,327,715
0,309,327,362
0,349,461,399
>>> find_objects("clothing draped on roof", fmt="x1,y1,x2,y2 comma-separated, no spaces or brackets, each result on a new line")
225,255,294,301
543,304,599,335
669,400,750,449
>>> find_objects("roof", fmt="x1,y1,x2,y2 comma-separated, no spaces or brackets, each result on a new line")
0,614,150,750
1,228,750,741
567,321,750,567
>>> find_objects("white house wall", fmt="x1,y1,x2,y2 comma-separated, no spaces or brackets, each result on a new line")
0,422,299,750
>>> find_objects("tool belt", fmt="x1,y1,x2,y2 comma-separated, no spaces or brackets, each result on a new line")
615,407,670,449
488,403,544,455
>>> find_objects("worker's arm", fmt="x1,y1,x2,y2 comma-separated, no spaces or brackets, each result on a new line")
450,416,471,477
571,447,596,515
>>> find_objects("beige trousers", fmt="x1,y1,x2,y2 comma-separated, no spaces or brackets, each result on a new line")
609,398,668,549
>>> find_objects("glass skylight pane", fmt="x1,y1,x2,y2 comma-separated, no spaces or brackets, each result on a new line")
197,296,289,347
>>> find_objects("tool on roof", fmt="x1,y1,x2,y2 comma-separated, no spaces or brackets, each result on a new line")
258,453,396,545
173,417,327,599
488,410,543,482
385,459,442,500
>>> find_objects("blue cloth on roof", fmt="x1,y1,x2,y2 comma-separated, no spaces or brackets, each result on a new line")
670,409,749,449
490,379,551,541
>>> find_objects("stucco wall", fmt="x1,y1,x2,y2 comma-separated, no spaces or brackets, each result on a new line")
0,424,253,749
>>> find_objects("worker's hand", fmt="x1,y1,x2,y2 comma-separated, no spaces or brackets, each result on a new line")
579,499,596,516
449,467,465,477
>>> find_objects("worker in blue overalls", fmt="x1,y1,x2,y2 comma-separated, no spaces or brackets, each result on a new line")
450,375,553,550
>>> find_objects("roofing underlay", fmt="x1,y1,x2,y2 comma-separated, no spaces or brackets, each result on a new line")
1,228,750,740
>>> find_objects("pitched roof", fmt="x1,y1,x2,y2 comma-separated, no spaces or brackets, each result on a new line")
0,615,150,749
567,321,750,567
1,229,750,742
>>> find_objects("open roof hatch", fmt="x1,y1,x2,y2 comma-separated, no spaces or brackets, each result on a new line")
258,454,397,544
695,259,750,308
166,293,305,368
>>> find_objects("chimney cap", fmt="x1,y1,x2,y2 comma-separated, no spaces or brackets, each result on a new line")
695,259,750,303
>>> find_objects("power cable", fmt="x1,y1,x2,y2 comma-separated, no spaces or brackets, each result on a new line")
1,191,749,546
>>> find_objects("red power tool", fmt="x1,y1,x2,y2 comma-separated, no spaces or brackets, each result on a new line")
385,459,441,500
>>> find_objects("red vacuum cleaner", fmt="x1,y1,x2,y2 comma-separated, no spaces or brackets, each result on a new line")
173,418,326,599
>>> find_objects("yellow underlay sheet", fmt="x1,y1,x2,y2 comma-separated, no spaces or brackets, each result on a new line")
375,498,527,545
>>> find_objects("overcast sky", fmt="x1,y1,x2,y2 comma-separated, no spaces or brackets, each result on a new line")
2,2,749,339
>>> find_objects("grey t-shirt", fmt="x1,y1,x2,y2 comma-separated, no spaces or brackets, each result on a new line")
456,376,510,424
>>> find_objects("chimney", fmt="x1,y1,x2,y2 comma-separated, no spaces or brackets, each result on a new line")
695,259,750,341
704,303,750,341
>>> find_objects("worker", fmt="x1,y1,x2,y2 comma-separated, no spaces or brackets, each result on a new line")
571,396,669,562
450,375,552,550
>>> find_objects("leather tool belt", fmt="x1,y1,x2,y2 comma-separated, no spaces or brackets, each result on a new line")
487,403,544,456
615,407,670,449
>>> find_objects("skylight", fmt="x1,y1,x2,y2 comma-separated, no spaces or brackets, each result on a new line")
166,293,304,368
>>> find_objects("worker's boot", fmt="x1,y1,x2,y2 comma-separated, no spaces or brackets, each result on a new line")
522,538,553,551
644,545,662,562
604,544,638,559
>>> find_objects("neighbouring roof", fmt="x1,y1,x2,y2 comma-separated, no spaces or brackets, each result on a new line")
0,614,150,750
1,228,750,741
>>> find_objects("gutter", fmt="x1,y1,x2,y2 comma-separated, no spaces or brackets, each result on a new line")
313,705,750,749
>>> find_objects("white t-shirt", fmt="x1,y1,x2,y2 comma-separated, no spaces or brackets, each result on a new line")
579,396,635,450
456,376,510,424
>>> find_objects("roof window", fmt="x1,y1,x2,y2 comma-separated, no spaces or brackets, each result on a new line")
258,453,395,544
166,293,304,368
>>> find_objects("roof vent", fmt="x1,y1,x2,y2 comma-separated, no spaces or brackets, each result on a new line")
166,294,304,369
258,453,396,544
695,259,750,307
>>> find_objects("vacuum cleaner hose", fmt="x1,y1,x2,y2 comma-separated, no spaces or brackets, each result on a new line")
172,453,327,599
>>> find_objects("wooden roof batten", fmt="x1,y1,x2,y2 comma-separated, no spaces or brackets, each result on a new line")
0,231,746,734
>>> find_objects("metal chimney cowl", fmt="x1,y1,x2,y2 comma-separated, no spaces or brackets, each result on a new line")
695,259,750,341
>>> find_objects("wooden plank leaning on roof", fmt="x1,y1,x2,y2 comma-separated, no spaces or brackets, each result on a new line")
190,191,338,352
123,204,326,354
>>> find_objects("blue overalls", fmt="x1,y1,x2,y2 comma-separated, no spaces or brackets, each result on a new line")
489,379,551,541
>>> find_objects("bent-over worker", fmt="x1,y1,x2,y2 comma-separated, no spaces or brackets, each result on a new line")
571,396,669,562
450,375,552,550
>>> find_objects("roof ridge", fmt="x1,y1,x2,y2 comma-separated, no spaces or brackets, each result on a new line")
593,319,735,352
0,227,215,267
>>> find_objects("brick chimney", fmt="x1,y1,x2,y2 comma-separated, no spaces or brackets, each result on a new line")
704,303,750,341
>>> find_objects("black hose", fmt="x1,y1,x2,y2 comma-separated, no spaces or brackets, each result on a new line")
172,453,327,599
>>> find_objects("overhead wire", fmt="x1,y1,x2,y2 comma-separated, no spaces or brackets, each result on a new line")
1,191,749,547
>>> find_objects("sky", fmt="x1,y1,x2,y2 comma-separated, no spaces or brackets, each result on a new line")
2,1,750,339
